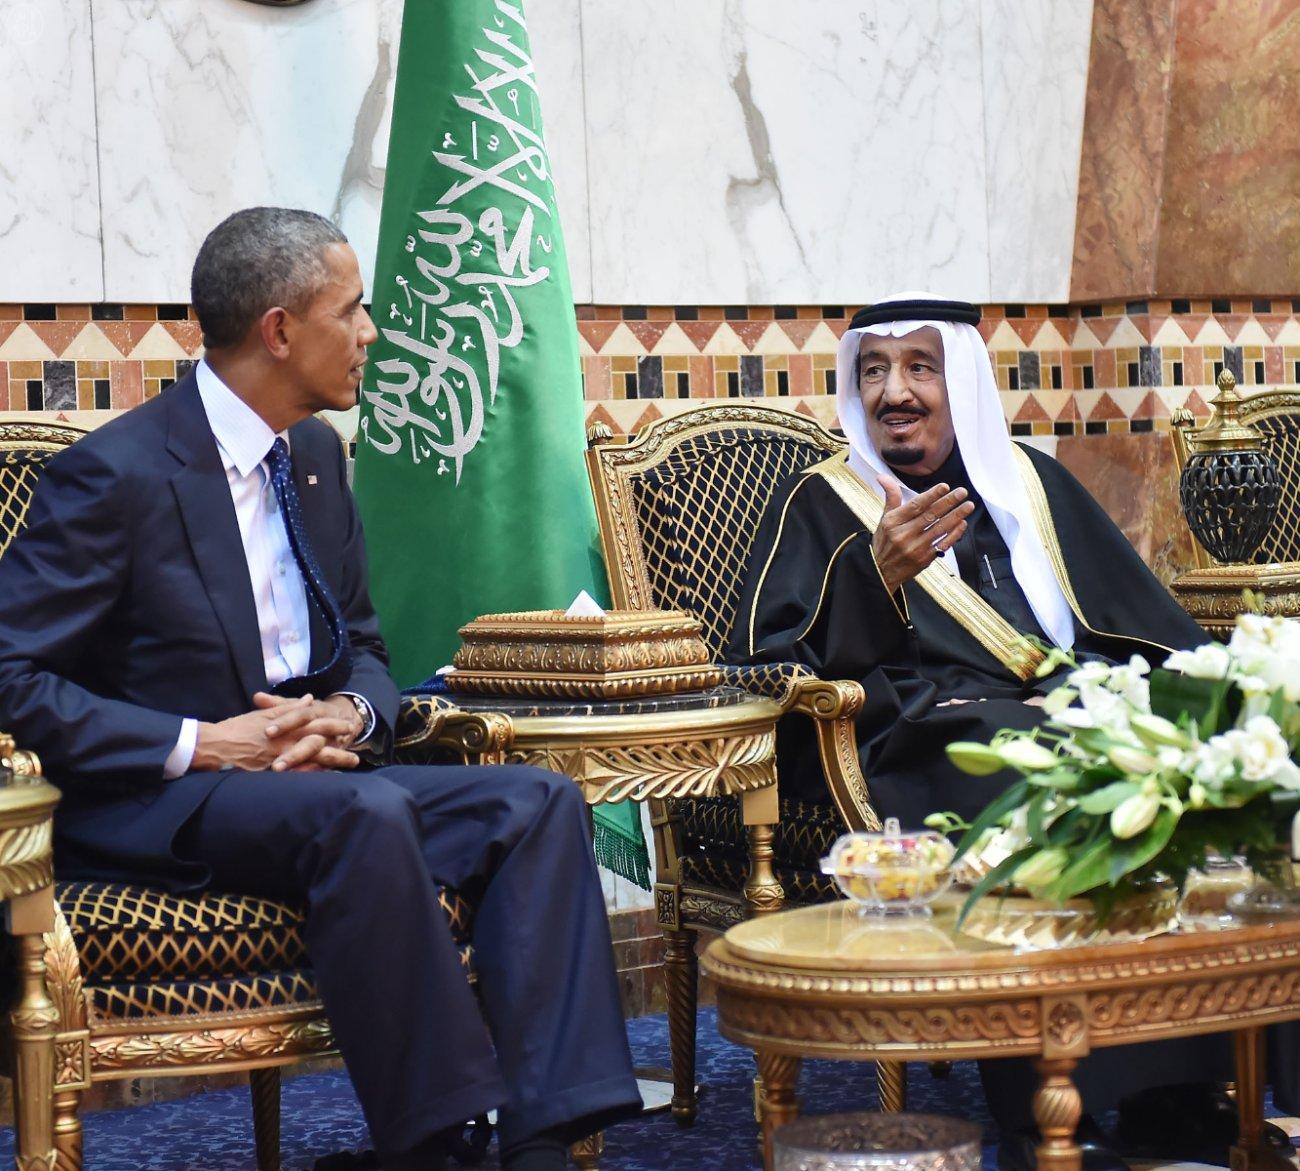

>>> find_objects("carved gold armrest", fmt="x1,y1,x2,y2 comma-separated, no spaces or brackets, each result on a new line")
786,677,879,832
394,695,515,763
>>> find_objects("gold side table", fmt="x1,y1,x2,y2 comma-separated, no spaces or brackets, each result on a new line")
0,736,61,1171
408,686,784,1167
703,898,1300,1171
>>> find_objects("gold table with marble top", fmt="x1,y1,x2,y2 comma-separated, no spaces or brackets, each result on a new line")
702,897,1300,1171
0,736,62,1171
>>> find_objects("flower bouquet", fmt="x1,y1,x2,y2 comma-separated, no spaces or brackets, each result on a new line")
929,613,1300,927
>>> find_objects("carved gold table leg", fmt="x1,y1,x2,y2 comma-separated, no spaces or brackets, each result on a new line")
876,1059,907,1112
9,887,58,1171
570,1131,603,1171
1033,1058,1082,1171
1231,1027,1291,1171
756,1051,801,1171
664,928,699,1126
741,785,784,916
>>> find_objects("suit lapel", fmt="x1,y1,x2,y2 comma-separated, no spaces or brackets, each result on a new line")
166,378,268,698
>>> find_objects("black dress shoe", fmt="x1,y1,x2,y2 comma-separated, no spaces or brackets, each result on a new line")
1117,1082,1292,1165
998,1117,1130,1171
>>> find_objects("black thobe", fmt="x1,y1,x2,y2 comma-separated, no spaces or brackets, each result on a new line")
727,441,1226,1129
728,442,1208,827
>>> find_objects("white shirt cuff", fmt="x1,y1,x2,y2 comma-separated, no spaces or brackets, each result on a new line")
163,718,198,779
336,692,377,746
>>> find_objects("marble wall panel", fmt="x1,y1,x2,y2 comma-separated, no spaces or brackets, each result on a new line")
580,0,992,306
93,0,402,302
91,0,591,303
1155,1,1300,296
0,0,103,301
982,0,1093,303
1069,0,1177,301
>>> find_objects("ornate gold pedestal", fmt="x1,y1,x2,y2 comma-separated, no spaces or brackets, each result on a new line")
0,736,61,1171
1170,563,1300,640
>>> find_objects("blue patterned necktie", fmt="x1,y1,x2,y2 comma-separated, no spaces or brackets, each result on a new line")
265,438,352,698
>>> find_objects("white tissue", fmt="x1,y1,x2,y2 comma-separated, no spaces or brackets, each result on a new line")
565,590,606,618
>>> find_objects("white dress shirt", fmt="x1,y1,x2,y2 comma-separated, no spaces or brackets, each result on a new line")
163,361,367,777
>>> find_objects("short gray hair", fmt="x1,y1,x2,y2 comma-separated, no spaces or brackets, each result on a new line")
191,207,348,349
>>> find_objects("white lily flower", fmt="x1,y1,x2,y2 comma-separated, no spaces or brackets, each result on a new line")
1164,643,1232,680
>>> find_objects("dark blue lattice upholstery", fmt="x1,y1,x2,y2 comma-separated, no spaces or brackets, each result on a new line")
719,662,817,707
58,880,475,1021
626,429,838,658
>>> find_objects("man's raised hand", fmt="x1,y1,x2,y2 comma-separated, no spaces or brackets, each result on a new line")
871,474,975,595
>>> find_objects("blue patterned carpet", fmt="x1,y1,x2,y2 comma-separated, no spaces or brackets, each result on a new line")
0,1009,1285,1170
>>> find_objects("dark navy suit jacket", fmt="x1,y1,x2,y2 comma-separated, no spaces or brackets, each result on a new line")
0,373,399,889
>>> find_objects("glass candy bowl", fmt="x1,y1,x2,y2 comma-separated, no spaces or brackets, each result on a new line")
820,819,955,916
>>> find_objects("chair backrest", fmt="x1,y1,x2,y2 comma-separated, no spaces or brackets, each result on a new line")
0,420,88,558
1172,389,1300,567
586,405,847,658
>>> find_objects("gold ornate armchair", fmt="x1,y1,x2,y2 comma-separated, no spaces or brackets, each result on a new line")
0,419,482,1171
586,404,886,1122
1171,383,1300,635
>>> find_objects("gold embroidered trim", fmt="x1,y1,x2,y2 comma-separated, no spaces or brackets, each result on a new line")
746,472,818,655
1011,445,1176,658
793,531,870,643
812,454,1043,681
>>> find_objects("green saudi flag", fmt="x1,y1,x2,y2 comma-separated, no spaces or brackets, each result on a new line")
353,0,648,887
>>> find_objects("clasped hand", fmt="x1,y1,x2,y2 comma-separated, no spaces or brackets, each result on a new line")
192,692,363,774
872,475,975,596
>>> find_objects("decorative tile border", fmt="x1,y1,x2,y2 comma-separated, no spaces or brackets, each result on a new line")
3,300,1298,440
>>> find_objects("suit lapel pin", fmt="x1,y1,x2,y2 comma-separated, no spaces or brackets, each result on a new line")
307,474,318,485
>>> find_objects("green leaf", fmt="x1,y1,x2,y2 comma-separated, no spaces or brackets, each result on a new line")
1077,781,1140,814
1044,807,1088,847
951,779,1031,862
1026,768,1083,791
1027,793,1047,847
1149,669,1231,737
1044,836,1113,901
1106,806,1179,885
956,846,1040,927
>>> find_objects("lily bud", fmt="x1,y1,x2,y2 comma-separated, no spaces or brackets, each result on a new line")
997,740,1061,772
1110,792,1160,839
1014,847,1069,893
1130,713,1190,750
1108,745,1160,775
946,743,1008,776
1189,782,1208,809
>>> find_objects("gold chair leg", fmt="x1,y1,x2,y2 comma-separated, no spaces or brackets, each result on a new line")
570,1131,603,1170
10,892,59,1171
877,1060,906,1112
52,1090,83,1171
250,1067,282,1171
664,927,699,1127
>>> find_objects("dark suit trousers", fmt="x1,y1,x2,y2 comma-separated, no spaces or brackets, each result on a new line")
181,762,641,1155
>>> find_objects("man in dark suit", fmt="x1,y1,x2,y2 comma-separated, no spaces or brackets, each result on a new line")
0,207,641,1171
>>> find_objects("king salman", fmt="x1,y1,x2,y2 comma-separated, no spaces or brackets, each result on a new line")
728,293,1208,829
727,294,1247,1162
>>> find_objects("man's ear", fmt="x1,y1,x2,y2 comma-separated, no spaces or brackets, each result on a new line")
258,307,291,360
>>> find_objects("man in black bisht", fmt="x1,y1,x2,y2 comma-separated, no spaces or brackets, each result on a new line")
728,293,1253,1168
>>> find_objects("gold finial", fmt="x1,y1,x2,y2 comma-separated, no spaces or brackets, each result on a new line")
1188,368,1265,453
586,422,615,446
